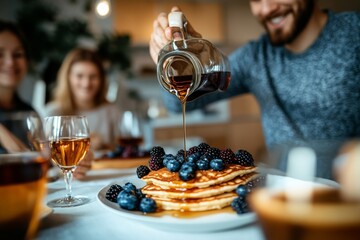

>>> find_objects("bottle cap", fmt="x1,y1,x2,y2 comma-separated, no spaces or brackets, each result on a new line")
168,12,184,28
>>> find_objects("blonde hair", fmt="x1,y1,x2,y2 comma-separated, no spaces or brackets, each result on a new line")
52,48,108,115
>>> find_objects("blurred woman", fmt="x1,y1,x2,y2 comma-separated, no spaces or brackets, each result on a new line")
44,48,121,151
0,19,36,152
0,21,91,178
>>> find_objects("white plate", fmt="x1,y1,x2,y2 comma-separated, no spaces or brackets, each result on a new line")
97,175,256,233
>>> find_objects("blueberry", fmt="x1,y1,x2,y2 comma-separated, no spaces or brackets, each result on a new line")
166,159,181,172
176,154,185,163
210,158,225,171
106,151,118,159
235,184,249,197
231,197,250,214
110,146,124,157
162,154,175,160
117,190,139,210
179,164,196,181
187,153,201,162
200,154,212,161
135,189,145,199
196,159,210,170
183,161,197,170
123,182,137,193
139,197,157,213
162,154,175,166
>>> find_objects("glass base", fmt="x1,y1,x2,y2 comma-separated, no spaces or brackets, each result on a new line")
47,195,90,208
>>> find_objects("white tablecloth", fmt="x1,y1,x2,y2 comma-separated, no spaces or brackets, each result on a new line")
36,168,265,240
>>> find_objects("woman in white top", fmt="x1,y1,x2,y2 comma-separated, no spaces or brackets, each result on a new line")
44,48,121,151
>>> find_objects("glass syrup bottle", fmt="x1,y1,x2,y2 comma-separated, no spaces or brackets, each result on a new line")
156,12,231,158
157,11,231,103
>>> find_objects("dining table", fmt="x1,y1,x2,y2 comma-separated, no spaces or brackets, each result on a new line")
36,158,266,240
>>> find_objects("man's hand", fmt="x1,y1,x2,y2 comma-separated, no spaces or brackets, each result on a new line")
149,6,201,64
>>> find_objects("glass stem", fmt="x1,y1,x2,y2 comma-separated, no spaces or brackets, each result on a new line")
63,169,73,200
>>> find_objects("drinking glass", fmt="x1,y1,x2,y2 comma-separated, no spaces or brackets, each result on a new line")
0,111,46,153
0,111,49,239
44,116,91,207
249,140,360,240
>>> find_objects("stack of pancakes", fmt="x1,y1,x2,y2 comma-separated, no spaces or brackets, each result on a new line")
141,164,258,211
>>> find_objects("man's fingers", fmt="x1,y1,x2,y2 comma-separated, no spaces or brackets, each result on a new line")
171,6,181,12
157,12,168,30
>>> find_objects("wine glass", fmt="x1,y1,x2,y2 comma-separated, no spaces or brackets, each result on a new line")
118,111,144,146
44,116,91,207
117,111,144,158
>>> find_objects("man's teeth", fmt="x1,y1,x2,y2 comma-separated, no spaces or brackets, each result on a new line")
271,16,284,24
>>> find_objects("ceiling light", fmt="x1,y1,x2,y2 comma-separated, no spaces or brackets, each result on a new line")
96,0,111,17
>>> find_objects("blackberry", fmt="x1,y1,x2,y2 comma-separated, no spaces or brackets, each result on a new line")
150,146,165,158
149,155,163,171
231,197,250,214
247,175,266,190
177,149,185,156
220,148,235,165
197,142,210,154
234,150,254,166
176,149,186,160
122,145,139,158
205,147,221,159
136,165,150,178
187,146,199,156
105,184,123,202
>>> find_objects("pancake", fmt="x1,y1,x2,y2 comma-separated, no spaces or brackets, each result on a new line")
142,172,258,199
142,164,257,189
152,192,238,211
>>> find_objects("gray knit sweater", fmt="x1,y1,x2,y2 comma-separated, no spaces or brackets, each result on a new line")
164,10,360,148
162,11,360,178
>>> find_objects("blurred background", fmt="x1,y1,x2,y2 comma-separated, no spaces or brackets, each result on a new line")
1,0,360,157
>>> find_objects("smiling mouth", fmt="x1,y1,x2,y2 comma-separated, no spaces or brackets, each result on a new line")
271,16,284,24
0,69,20,76
266,14,288,30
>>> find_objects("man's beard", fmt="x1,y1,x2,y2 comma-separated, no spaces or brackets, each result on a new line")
263,0,315,45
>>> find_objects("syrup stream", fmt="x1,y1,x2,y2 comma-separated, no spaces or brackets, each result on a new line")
182,101,187,160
